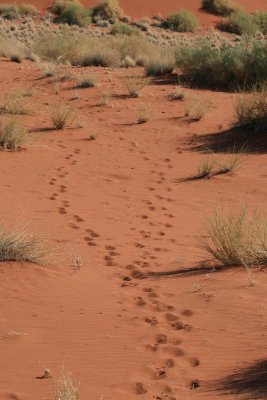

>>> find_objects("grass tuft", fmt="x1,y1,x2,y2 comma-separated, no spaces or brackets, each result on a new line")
163,9,199,32
0,118,31,151
75,73,97,88
1,89,32,115
123,76,150,97
234,82,267,133
54,370,79,400
137,104,152,124
0,222,49,265
50,103,81,130
199,207,267,267
201,0,241,16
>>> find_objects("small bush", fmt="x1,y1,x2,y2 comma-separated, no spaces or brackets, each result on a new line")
91,0,123,20
111,22,136,35
202,0,241,16
185,96,212,121
50,0,91,27
137,104,152,124
0,221,49,265
145,48,175,76
97,90,110,106
215,152,243,174
54,370,79,400
75,73,97,88
1,90,32,115
0,4,19,20
123,76,150,97
163,9,199,32
50,103,80,130
18,4,38,16
0,118,30,151
254,11,267,34
197,157,215,178
168,88,187,101
176,40,267,88
219,10,258,35
234,82,267,132
199,208,267,267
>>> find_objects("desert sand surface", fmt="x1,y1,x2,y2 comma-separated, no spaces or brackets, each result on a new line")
0,56,266,400
0,0,267,398
2,0,267,20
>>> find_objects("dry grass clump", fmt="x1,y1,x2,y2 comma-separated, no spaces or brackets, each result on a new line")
234,83,267,133
123,76,150,98
91,0,123,20
18,4,38,16
37,61,61,78
219,10,258,35
0,118,31,151
1,89,32,115
97,90,110,106
75,73,97,88
163,9,199,32
0,3,38,19
0,222,49,265
50,103,81,130
197,157,215,178
185,97,212,121
176,39,267,88
137,104,152,124
0,4,19,19
215,152,244,174
145,48,175,76
49,0,91,27
202,0,241,16
199,208,267,267
168,87,187,101
54,370,79,400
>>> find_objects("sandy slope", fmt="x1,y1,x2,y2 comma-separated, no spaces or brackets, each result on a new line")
0,57,266,400
2,0,267,20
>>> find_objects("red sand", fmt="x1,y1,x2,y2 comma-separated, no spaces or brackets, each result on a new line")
0,57,266,400
2,0,267,20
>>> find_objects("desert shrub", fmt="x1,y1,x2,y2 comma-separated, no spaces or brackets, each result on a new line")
33,33,121,67
201,0,241,16
199,208,267,267
163,9,199,32
75,73,97,88
0,118,30,151
50,103,80,130
215,152,243,174
91,0,123,20
1,89,32,115
137,104,152,124
18,4,38,16
254,11,267,35
0,38,27,60
185,96,212,120
50,0,91,26
73,45,120,67
219,10,258,35
176,39,267,88
33,32,77,61
0,4,19,20
123,76,150,97
111,22,137,35
54,370,79,400
145,48,175,76
168,88,187,101
234,82,267,132
0,221,49,265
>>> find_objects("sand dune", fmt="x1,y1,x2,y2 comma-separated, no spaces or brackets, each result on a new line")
2,0,267,19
